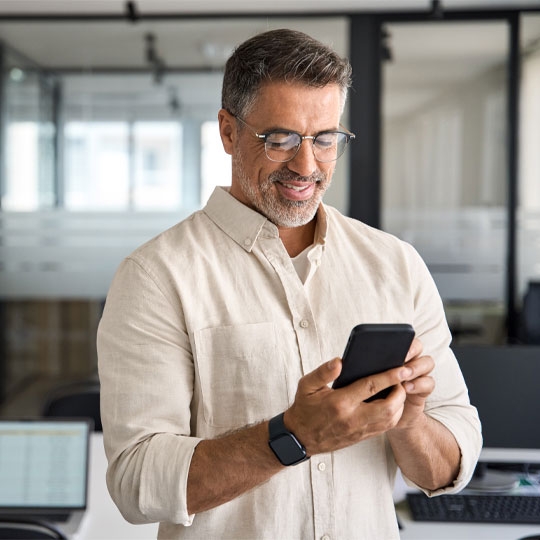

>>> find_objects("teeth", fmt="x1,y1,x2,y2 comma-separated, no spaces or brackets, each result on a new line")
281,182,309,192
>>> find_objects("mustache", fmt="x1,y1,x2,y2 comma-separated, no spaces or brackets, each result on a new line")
269,169,326,184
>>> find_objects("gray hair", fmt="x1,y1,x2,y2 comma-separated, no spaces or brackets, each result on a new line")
222,28,352,117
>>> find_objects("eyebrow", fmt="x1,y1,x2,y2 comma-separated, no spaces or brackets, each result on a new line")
261,125,341,135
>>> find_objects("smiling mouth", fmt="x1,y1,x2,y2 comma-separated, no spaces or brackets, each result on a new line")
279,182,313,192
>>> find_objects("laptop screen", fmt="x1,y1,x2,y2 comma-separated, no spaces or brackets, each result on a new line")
0,419,90,510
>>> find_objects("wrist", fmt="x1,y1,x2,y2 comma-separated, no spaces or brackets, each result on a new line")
268,412,309,466
390,410,429,439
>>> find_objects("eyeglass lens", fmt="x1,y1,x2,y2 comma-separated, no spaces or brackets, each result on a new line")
265,132,350,163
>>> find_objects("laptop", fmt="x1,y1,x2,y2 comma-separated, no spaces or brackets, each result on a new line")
0,418,92,535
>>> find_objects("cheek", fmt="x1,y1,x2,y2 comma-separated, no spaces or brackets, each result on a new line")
321,162,336,180
235,139,270,173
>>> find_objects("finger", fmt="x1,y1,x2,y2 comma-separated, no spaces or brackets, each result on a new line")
297,358,342,396
405,337,423,362
402,354,435,381
349,365,411,402
403,375,435,396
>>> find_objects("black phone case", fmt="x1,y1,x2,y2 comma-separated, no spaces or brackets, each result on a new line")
332,323,415,400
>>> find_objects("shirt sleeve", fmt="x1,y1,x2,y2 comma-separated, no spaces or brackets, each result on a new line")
401,242,483,496
97,256,201,525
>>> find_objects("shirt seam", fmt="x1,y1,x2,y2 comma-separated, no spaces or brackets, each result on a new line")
125,255,178,312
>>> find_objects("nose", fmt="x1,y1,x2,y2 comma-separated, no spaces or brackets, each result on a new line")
286,138,318,177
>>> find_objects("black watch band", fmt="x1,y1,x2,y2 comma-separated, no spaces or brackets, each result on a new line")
268,413,309,466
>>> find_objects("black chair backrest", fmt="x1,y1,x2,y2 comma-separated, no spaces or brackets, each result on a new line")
0,519,66,540
522,281,540,344
42,381,101,432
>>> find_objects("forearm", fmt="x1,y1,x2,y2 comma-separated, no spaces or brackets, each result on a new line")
387,413,461,491
187,421,283,515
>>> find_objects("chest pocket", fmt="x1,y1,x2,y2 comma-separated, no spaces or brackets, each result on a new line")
193,322,289,429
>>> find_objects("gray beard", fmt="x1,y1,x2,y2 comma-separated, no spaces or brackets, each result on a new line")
235,152,328,228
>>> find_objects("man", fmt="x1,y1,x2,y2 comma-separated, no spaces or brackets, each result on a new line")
97,29,481,539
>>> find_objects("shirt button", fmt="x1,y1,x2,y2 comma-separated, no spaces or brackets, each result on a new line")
243,238,251,246
300,319,309,328
321,535,331,540
318,462,326,472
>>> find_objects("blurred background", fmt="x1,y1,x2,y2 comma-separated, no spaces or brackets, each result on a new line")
1,0,540,416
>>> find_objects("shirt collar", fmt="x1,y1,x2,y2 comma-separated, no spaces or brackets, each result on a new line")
203,186,328,252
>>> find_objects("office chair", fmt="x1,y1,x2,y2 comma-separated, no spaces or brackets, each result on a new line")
42,380,102,431
0,518,66,539
522,281,540,344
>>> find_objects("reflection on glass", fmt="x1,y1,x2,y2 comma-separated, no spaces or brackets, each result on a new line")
382,22,508,345
64,121,184,211
133,122,183,210
3,46,56,211
518,14,540,344
64,122,129,210
5,122,39,210
201,121,231,206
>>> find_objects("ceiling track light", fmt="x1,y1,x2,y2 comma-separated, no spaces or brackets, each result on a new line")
431,0,444,19
381,26,393,63
145,33,157,64
125,1,139,23
144,32,167,84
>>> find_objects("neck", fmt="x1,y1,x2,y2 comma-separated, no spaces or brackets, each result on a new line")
278,218,317,257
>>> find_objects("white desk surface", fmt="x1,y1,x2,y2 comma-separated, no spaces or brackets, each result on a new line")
76,433,540,540
74,433,158,539
397,503,540,540
394,471,540,540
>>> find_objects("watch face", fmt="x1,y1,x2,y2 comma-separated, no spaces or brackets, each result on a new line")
269,433,307,466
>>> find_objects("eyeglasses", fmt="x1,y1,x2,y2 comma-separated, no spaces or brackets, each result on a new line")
234,115,355,163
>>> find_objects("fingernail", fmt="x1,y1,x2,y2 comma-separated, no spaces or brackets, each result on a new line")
328,359,336,370
404,382,414,392
400,367,413,379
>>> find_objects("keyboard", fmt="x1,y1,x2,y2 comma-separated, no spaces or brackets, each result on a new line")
406,492,540,524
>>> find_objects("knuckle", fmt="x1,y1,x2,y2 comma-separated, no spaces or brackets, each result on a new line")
366,378,378,398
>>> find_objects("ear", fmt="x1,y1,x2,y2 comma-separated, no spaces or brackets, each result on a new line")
218,109,235,156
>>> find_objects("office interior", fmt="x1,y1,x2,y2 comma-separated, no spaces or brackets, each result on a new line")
1,0,540,491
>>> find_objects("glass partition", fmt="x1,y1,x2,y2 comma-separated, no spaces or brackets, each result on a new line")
382,21,509,345
2,45,56,210
0,16,349,411
518,13,540,344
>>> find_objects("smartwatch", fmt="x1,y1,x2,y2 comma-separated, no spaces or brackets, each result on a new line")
268,412,309,466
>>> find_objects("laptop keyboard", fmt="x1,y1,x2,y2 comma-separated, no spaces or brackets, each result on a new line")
407,492,540,524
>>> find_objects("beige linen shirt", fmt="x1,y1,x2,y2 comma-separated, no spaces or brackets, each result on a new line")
97,186,481,540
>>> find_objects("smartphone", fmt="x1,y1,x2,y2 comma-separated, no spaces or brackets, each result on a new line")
332,323,415,401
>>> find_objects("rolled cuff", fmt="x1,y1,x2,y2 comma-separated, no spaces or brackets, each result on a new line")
403,405,482,497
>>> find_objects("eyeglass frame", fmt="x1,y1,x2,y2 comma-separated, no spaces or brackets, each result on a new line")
232,114,355,163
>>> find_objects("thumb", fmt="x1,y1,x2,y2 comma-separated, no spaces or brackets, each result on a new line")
298,358,342,396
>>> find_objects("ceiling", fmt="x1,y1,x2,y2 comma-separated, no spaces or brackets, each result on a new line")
0,0,539,15
0,0,538,70
0,1,539,120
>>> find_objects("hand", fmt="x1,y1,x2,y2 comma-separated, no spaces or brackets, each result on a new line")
284,356,414,456
392,338,435,432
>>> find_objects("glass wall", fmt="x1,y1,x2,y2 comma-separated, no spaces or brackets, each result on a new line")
2,46,56,210
0,16,349,411
518,13,540,344
64,121,130,210
63,120,183,211
382,21,509,345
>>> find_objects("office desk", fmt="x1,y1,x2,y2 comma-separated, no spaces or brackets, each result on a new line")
394,472,540,540
75,433,158,539
78,434,540,540
396,502,540,540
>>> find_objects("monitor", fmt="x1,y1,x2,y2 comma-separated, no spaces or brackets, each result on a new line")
453,345,540,464
0,418,90,511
